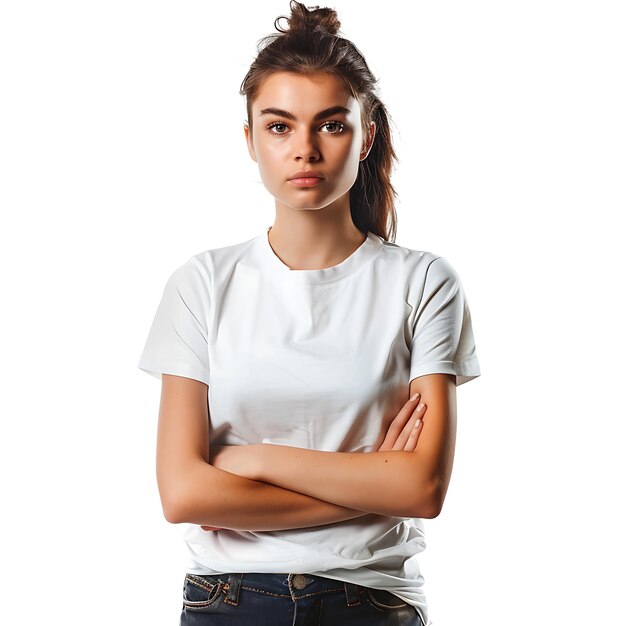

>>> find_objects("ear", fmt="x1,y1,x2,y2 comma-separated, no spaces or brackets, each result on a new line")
360,121,376,161
244,122,257,162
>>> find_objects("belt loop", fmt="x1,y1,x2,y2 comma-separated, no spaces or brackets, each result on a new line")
223,573,243,606
344,581,361,607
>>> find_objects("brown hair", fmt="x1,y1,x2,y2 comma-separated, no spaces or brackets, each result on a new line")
239,0,399,243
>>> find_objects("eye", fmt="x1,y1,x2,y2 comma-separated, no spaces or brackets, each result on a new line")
320,121,344,134
266,122,289,135
265,120,346,135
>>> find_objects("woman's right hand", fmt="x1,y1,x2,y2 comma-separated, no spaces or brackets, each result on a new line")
376,393,427,452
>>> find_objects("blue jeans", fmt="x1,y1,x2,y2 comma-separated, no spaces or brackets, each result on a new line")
180,572,425,625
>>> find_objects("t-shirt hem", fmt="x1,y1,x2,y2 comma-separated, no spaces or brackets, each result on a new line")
409,360,481,387
137,361,210,386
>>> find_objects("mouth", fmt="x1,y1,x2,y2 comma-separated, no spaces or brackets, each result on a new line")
287,176,325,187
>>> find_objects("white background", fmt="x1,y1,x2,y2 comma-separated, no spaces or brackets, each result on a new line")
1,1,624,624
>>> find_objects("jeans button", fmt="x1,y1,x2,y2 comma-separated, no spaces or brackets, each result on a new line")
292,574,308,590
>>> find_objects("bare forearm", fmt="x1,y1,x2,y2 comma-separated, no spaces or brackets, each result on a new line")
172,462,371,531
255,444,437,518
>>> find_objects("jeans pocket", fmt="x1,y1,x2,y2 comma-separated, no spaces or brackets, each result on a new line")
364,588,426,625
182,574,224,611
365,587,410,611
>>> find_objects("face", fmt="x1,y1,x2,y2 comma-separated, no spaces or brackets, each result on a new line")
244,71,375,213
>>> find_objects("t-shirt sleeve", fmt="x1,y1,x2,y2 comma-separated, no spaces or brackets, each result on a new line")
408,256,481,387
137,257,211,385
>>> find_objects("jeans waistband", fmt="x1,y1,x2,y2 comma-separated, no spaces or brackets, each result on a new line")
221,572,361,607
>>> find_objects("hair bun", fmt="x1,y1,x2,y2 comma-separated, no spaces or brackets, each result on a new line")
276,0,341,37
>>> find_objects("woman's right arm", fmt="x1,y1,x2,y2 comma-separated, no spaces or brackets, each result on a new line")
157,374,370,531
180,463,373,531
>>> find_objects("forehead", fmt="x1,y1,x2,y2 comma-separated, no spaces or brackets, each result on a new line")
253,71,359,118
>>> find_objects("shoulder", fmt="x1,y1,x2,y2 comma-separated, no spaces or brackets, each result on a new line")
378,238,443,273
377,238,455,289
422,255,461,286
170,235,259,287
191,235,257,267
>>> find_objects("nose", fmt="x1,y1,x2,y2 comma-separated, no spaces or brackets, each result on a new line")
294,130,320,162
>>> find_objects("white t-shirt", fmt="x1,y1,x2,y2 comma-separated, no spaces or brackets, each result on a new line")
138,226,481,626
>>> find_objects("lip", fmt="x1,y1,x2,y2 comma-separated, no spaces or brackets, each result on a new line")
287,170,325,187
287,170,325,181
288,177,325,187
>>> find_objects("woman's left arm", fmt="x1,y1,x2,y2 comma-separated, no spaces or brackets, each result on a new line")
213,373,456,519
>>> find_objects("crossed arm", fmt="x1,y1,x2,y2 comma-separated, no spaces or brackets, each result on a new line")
171,373,456,531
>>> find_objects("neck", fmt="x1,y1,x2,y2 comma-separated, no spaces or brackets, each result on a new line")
267,206,366,271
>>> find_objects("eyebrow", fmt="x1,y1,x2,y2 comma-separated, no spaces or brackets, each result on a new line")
258,105,351,121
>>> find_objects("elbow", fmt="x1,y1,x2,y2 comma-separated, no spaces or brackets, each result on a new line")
163,499,185,524
423,498,443,519
161,489,189,524
159,474,197,525
411,480,443,519
163,507,180,525
411,500,441,520
160,462,220,524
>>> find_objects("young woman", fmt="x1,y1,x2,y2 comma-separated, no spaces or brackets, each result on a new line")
138,2,481,624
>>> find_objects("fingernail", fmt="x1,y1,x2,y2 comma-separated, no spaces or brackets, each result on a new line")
413,419,422,429
416,402,425,410
410,392,420,401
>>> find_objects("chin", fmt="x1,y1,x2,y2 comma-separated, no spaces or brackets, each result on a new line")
275,194,333,211
282,204,327,212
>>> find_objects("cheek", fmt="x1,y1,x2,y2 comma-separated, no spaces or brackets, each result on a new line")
334,142,362,176
256,154,287,191
256,141,286,171
254,146,276,174
336,134,361,160
256,165,275,190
